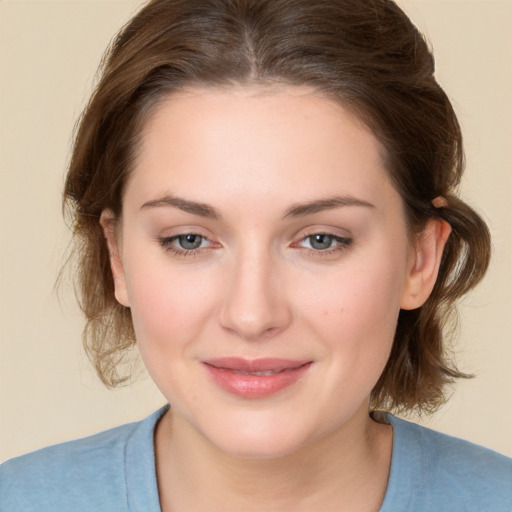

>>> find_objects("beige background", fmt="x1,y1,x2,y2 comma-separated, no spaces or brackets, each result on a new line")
0,0,511,463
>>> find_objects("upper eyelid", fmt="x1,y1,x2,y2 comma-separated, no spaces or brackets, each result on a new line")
157,226,214,239
294,225,353,240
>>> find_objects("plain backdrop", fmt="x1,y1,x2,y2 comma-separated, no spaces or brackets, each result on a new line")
1,0,511,462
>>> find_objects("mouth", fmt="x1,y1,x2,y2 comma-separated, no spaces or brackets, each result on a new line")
202,358,313,398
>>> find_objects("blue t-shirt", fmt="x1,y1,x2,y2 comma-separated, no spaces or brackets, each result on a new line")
1,406,511,511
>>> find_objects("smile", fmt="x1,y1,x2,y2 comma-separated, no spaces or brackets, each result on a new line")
202,358,313,399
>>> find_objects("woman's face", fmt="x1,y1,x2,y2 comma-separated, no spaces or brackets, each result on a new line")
108,86,425,458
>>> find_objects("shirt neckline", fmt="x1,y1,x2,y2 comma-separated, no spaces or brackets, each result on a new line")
125,407,421,512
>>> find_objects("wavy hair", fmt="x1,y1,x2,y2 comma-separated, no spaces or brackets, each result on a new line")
64,0,491,413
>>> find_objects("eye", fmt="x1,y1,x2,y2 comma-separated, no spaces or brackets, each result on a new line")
299,233,352,251
175,234,205,250
158,232,215,256
306,234,335,250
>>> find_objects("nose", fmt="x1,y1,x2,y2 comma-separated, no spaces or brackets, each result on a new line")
219,248,292,341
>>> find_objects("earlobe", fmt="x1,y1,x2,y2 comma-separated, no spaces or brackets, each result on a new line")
400,218,451,310
100,210,130,307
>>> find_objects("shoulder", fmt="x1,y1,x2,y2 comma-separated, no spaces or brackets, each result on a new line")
390,415,512,482
0,407,166,512
385,414,512,511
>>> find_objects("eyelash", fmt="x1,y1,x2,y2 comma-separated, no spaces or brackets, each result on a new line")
158,234,214,257
157,232,353,258
294,233,353,258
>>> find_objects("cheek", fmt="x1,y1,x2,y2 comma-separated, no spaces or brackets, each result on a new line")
300,245,409,376
123,257,220,356
123,260,224,404
310,260,405,334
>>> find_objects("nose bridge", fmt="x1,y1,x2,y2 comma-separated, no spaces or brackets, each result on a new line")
219,241,290,340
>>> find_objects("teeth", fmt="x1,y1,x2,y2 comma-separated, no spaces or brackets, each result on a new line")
235,369,281,376
236,370,280,376
212,364,306,375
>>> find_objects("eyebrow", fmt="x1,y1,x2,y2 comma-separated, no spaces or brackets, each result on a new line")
140,196,220,219
283,196,375,218
140,194,375,219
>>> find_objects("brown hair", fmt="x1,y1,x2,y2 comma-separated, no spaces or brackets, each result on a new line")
64,0,491,413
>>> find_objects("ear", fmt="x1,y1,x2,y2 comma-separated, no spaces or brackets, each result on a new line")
100,210,130,307
400,217,451,310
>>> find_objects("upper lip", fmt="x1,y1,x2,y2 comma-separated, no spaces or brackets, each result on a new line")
203,357,311,372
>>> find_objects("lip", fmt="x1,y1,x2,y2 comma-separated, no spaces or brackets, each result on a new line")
202,358,313,399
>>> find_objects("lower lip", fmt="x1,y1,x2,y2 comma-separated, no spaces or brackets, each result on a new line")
203,362,312,399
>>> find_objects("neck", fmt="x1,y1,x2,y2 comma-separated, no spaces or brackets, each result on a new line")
154,405,392,512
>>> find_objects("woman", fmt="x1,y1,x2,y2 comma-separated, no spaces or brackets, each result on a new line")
1,0,511,510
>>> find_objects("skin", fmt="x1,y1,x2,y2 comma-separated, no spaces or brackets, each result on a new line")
102,85,450,511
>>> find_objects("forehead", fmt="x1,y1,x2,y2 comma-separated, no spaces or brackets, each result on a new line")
127,85,395,210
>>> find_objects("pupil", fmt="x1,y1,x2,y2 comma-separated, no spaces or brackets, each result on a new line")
310,234,332,250
179,234,202,250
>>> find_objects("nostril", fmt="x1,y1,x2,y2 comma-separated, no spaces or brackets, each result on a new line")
219,300,292,341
